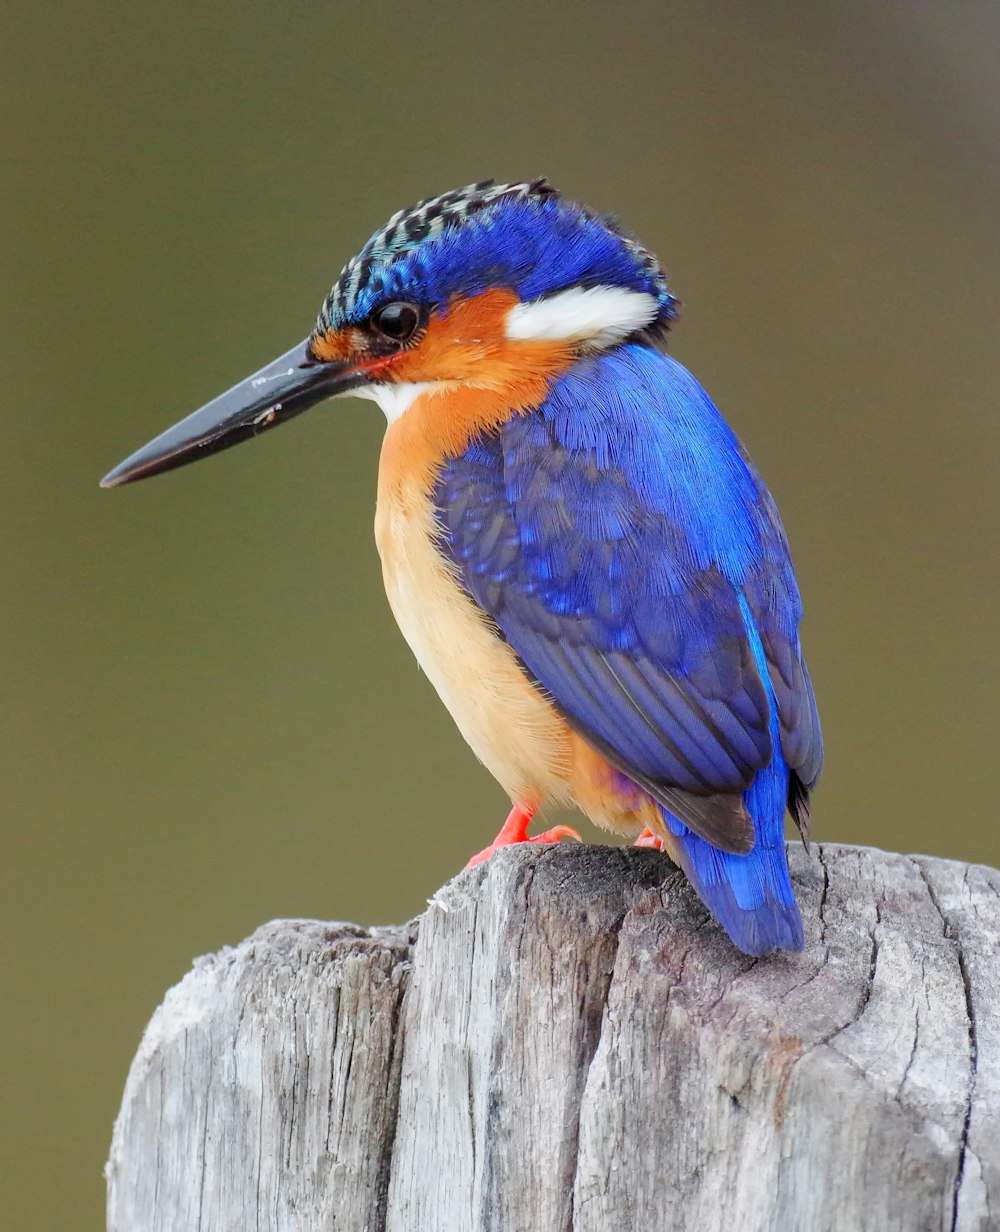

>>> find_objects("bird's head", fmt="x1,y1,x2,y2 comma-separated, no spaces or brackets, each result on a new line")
101,179,678,486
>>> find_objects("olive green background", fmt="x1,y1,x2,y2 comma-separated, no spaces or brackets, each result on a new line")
3,2,999,1226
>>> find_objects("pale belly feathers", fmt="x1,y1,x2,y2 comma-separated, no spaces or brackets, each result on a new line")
375,472,573,807
373,465,664,841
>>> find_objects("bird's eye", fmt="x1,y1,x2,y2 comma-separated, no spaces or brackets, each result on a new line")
371,302,421,343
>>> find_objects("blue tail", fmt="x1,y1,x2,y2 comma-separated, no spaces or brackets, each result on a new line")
664,599,803,956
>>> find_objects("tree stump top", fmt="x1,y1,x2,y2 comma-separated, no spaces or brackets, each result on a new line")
108,843,1000,1231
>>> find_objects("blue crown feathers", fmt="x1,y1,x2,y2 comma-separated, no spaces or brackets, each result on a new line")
318,179,678,333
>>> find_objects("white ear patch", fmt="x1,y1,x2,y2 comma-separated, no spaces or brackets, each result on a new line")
353,381,438,424
505,285,659,348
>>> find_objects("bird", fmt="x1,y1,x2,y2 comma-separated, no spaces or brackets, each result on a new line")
101,178,822,956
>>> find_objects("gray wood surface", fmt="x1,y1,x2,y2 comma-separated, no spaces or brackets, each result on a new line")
107,843,1000,1231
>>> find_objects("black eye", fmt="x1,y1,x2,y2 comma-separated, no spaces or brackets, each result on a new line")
371,301,421,343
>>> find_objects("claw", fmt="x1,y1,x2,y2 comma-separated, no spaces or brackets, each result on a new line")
526,823,582,848
464,804,581,869
633,827,665,851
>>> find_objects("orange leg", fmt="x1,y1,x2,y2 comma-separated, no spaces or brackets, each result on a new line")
634,827,665,851
464,802,581,869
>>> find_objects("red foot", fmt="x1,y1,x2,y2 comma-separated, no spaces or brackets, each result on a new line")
634,827,665,851
464,803,581,869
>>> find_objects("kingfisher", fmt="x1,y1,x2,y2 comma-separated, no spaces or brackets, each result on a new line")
101,179,822,956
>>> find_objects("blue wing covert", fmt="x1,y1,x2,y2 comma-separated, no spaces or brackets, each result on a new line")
434,343,822,857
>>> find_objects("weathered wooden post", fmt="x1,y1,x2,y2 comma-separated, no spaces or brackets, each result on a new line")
106,843,999,1231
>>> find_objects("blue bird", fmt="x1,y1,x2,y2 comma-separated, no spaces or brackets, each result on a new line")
101,179,822,955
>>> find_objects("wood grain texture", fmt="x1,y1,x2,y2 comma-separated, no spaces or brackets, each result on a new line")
107,844,1000,1231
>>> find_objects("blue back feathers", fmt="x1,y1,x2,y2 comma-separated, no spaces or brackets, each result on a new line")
435,344,822,955
318,178,677,332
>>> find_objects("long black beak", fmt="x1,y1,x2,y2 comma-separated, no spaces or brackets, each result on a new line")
100,339,365,488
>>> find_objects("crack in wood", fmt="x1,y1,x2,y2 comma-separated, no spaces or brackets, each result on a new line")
568,902,628,1231
913,858,979,1232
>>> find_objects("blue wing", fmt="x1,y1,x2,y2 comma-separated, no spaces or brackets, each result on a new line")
434,344,822,862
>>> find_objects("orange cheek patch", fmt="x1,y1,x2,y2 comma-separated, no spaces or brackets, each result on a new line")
390,289,519,384
389,288,572,391
378,288,579,488
312,289,573,392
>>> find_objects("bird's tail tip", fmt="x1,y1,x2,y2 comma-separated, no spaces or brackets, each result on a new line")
705,885,804,957
669,824,804,957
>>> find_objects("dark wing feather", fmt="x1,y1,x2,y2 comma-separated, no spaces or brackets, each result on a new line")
742,485,824,837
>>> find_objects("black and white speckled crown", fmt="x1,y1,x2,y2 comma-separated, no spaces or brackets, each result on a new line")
319,178,674,330
322,180,555,326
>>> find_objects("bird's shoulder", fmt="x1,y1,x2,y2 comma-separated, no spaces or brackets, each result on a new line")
436,343,793,592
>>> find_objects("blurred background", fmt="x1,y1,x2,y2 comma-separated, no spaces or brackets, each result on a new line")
3,2,999,1226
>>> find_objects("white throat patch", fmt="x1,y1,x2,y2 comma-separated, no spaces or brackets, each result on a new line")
505,285,659,348
353,381,438,424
